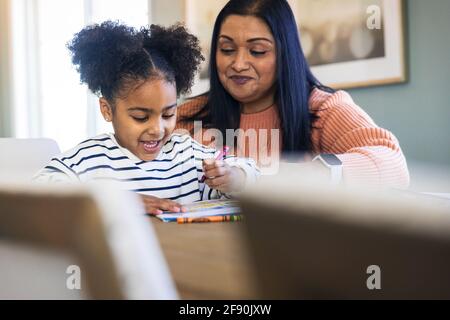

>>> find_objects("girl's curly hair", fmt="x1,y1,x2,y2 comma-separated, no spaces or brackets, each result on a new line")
67,21,204,103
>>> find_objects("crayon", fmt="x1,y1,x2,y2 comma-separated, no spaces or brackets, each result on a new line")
177,214,243,224
200,146,230,183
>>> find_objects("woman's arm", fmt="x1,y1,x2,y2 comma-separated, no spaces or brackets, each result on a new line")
175,95,209,143
310,89,410,189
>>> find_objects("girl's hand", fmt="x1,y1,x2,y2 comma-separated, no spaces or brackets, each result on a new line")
139,194,187,215
202,159,246,193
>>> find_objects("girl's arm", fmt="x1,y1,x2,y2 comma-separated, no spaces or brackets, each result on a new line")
33,158,79,183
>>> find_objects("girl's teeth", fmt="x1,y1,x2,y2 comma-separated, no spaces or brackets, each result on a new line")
144,141,158,147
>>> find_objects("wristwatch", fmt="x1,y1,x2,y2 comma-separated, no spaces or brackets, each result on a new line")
312,153,343,185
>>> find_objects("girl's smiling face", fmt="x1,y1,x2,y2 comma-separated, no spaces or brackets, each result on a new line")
100,79,177,161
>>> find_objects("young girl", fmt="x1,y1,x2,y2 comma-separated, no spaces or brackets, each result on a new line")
34,21,258,214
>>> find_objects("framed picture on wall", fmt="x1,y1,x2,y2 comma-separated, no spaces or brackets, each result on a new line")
184,0,228,96
288,0,406,89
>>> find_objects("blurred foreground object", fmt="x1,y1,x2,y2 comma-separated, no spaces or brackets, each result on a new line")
0,183,177,299
241,163,450,299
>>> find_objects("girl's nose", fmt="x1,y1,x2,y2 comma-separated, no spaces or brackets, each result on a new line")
146,119,165,139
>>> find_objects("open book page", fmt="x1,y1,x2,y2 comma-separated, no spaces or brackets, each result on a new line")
156,199,241,222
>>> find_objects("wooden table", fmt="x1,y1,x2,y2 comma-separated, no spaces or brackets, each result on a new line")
150,218,260,300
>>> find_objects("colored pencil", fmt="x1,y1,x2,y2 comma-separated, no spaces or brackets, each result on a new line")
177,214,243,224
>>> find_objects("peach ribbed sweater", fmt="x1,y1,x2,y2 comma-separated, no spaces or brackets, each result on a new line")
176,88,410,188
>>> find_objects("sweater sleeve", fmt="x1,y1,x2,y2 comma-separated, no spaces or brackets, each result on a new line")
175,95,209,139
310,89,410,189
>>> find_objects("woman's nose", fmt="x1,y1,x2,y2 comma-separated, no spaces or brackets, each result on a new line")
232,50,250,72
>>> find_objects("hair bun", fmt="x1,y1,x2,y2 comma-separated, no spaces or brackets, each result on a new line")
67,21,150,98
141,23,204,95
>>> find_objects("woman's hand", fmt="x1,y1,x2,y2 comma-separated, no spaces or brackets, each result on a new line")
202,159,246,193
139,194,186,215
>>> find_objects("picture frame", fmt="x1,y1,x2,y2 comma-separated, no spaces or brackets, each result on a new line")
289,0,407,89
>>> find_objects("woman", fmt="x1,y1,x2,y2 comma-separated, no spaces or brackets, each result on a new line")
176,0,409,188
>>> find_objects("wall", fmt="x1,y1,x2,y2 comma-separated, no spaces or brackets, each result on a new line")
151,0,184,26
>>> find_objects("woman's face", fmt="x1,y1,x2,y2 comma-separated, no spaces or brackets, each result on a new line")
216,15,277,110
100,79,178,161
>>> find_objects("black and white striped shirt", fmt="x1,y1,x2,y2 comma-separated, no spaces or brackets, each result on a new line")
34,133,258,203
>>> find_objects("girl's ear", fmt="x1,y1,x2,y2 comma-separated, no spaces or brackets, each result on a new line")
99,98,113,122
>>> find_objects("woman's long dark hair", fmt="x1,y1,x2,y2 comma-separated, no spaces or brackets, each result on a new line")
186,0,332,152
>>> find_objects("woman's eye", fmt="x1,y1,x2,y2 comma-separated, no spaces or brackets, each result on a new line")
220,48,235,55
251,50,267,56
163,114,175,119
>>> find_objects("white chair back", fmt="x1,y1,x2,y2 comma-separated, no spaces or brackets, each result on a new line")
0,138,60,181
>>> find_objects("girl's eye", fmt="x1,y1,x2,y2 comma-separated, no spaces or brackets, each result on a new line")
132,116,148,122
163,114,175,119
